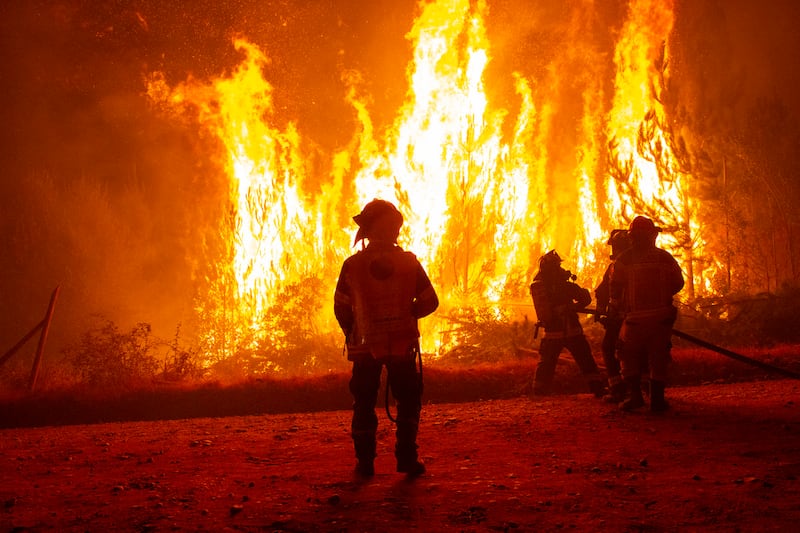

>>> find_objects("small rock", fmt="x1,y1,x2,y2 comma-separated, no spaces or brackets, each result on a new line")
230,504,244,516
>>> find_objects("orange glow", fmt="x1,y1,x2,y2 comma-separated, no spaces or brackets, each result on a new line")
147,0,721,363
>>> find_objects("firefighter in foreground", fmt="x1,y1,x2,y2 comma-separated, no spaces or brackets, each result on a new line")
609,216,684,412
333,199,439,478
594,229,632,403
530,250,604,397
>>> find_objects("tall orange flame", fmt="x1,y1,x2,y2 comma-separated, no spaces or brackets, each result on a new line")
605,0,718,299
348,0,535,306
148,0,719,364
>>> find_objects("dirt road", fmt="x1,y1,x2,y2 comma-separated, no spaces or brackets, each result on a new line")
2,379,799,531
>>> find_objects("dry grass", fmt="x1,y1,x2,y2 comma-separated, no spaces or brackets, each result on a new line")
0,344,797,429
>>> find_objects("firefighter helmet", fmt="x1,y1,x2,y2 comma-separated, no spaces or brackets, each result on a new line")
628,215,662,237
538,250,563,271
607,229,631,259
353,199,404,245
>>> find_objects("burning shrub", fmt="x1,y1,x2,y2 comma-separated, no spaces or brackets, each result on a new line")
437,307,536,365
207,277,346,379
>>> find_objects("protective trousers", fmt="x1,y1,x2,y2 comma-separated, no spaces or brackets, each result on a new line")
534,335,600,394
619,318,672,382
601,319,623,382
349,355,422,466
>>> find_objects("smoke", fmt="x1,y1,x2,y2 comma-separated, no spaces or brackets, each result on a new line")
0,1,228,353
671,0,800,141
669,0,800,291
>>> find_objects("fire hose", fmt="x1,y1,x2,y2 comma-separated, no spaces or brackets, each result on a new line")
344,337,424,424
384,341,423,424
577,308,800,380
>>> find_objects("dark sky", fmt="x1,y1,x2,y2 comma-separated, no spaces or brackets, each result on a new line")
1,0,798,356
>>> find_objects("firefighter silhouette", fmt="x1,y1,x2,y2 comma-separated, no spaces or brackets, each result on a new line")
530,250,604,397
609,216,684,412
595,229,631,403
334,199,439,478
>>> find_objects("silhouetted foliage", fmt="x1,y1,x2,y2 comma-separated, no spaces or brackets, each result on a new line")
688,284,800,347
62,320,160,388
0,359,31,391
161,324,205,382
438,307,536,365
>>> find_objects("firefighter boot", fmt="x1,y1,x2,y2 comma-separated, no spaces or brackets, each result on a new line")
352,430,376,478
589,379,606,398
649,380,669,413
604,377,627,404
395,419,425,477
532,382,551,397
621,375,645,411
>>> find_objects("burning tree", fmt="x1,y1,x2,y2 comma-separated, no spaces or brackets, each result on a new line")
142,0,797,371
606,40,710,301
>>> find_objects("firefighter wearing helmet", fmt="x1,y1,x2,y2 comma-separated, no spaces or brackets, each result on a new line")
608,216,684,412
334,199,439,478
594,229,632,403
529,250,604,397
